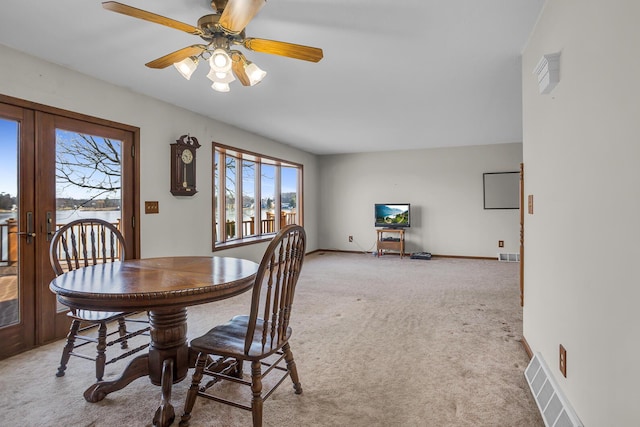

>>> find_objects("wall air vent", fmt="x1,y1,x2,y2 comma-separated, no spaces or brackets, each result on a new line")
498,253,520,262
525,352,583,427
533,52,561,94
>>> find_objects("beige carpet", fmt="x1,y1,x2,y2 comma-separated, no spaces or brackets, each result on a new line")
0,252,543,426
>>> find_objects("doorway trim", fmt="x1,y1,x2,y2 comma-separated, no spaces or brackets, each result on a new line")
0,93,140,357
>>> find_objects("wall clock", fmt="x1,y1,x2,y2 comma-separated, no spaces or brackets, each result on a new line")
170,134,201,196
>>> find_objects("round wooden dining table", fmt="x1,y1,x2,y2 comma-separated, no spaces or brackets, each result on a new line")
49,256,259,427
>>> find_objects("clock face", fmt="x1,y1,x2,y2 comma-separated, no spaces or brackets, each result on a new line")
181,148,193,164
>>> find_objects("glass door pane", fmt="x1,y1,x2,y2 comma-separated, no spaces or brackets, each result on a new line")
54,129,122,312
0,119,19,328
225,156,238,240
281,166,299,226
214,150,220,243
242,161,256,237
261,164,276,234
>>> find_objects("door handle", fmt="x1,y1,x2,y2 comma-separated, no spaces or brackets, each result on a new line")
46,211,54,241
18,211,35,244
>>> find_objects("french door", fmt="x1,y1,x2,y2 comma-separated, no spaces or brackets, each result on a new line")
0,97,139,359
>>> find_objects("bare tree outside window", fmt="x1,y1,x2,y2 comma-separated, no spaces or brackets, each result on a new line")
55,132,121,209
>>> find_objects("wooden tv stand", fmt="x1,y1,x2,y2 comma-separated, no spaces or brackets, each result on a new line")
376,228,405,258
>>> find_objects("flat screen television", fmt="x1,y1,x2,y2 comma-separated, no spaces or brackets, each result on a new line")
374,203,411,228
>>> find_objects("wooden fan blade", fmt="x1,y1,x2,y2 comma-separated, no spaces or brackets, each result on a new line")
102,1,204,36
230,53,251,86
232,62,251,86
243,38,324,62
145,45,206,69
219,0,266,33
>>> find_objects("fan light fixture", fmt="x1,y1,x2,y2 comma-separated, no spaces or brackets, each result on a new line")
232,51,266,86
244,61,267,85
173,56,199,80
211,82,231,92
174,47,265,92
209,48,232,72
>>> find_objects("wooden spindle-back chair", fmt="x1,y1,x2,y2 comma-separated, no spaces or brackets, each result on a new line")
180,224,307,427
49,218,150,381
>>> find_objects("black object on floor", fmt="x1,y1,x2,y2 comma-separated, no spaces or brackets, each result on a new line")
410,252,432,260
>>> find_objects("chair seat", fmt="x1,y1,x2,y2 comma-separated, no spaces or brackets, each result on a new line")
68,309,129,323
190,315,292,361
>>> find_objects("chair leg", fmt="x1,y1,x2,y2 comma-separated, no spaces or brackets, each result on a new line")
56,319,81,377
117,317,128,349
95,322,107,382
251,360,264,427
179,353,207,427
233,359,244,378
283,342,303,394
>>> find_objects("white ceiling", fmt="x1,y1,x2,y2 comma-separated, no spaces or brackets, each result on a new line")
0,0,544,155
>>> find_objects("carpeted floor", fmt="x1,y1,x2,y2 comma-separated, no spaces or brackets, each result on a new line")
0,252,543,426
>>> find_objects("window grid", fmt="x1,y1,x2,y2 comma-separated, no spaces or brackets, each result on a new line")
213,143,302,250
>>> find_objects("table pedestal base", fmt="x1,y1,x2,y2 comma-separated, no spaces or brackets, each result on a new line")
83,308,188,427
83,354,150,402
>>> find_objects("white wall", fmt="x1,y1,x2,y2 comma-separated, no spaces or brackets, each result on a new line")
0,44,320,261
318,143,522,257
522,1,640,425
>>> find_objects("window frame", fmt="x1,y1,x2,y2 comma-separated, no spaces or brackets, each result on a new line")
212,142,303,251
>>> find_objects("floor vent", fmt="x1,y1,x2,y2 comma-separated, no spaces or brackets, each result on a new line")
525,352,583,427
498,252,520,262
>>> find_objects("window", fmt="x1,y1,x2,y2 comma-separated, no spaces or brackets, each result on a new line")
213,143,302,249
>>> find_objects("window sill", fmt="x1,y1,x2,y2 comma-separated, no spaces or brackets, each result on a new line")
213,234,276,252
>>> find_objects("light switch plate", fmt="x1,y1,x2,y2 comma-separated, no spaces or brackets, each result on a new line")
145,201,159,214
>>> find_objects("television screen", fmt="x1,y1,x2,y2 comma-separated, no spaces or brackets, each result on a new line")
374,203,410,228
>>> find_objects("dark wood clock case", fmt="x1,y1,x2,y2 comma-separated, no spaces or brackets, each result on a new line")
170,134,201,196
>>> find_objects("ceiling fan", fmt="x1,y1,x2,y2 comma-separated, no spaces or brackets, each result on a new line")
102,0,324,92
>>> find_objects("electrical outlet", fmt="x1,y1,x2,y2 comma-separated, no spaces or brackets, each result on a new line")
559,344,567,377
348,235,353,242
498,240,504,248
